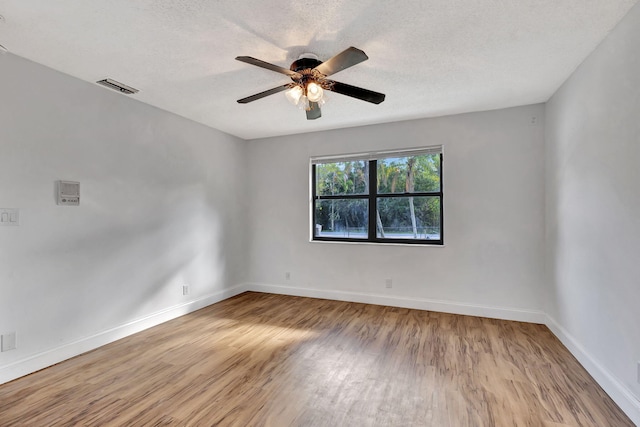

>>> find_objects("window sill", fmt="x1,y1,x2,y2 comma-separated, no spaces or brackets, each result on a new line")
309,239,446,248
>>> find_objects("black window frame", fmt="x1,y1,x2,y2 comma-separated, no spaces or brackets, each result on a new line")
311,149,443,245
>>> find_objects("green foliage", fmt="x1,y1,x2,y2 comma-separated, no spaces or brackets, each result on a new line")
315,160,369,232
316,160,368,196
377,154,440,194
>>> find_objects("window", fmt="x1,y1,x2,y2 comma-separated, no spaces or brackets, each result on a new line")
311,146,443,245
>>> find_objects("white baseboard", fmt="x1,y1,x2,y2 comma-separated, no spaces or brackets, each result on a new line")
0,283,248,385
245,282,547,324
545,315,640,426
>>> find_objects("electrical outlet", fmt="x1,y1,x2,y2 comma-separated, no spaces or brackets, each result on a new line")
182,285,189,296
285,272,291,280
385,279,393,289
1,332,17,352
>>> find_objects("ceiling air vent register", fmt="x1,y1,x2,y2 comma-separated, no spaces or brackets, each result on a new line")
96,78,139,94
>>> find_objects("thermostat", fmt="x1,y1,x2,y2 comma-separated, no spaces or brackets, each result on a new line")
57,181,80,206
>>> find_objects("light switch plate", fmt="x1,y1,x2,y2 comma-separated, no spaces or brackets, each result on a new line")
0,208,19,226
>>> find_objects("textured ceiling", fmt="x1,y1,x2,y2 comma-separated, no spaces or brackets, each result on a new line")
0,0,637,140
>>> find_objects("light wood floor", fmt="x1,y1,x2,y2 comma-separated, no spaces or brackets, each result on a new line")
0,292,632,426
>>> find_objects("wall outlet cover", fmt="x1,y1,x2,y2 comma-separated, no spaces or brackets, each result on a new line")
1,332,17,352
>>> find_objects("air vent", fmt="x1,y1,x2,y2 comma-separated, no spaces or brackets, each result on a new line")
96,78,139,94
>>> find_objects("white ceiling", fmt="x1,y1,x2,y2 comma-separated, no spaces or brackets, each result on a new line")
0,1,637,140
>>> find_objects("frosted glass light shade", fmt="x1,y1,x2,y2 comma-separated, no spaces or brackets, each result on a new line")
298,95,310,111
285,86,303,105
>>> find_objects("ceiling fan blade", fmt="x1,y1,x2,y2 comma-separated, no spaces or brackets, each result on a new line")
236,56,302,78
306,102,322,120
313,47,369,77
237,84,291,104
326,80,386,104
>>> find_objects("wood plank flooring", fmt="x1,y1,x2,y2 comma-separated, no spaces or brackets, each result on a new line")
0,292,633,426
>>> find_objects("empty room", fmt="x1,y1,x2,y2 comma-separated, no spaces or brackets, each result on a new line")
1,1,639,425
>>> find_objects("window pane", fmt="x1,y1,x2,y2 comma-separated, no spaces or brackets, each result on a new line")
377,154,441,194
316,161,369,196
376,196,441,240
314,199,368,239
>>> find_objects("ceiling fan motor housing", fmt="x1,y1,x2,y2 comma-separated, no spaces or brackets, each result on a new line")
290,57,323,73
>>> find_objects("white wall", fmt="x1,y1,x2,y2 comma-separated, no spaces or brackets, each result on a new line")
246,105,546,321
0,53,248,382
545,2,640,422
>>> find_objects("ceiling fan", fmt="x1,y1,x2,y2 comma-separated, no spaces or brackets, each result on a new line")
235,47,385,120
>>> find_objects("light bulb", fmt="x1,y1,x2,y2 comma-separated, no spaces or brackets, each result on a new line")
285,85,303,105
306,82,324,102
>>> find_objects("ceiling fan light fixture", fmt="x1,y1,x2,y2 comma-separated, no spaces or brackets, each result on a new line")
285,85,303,105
